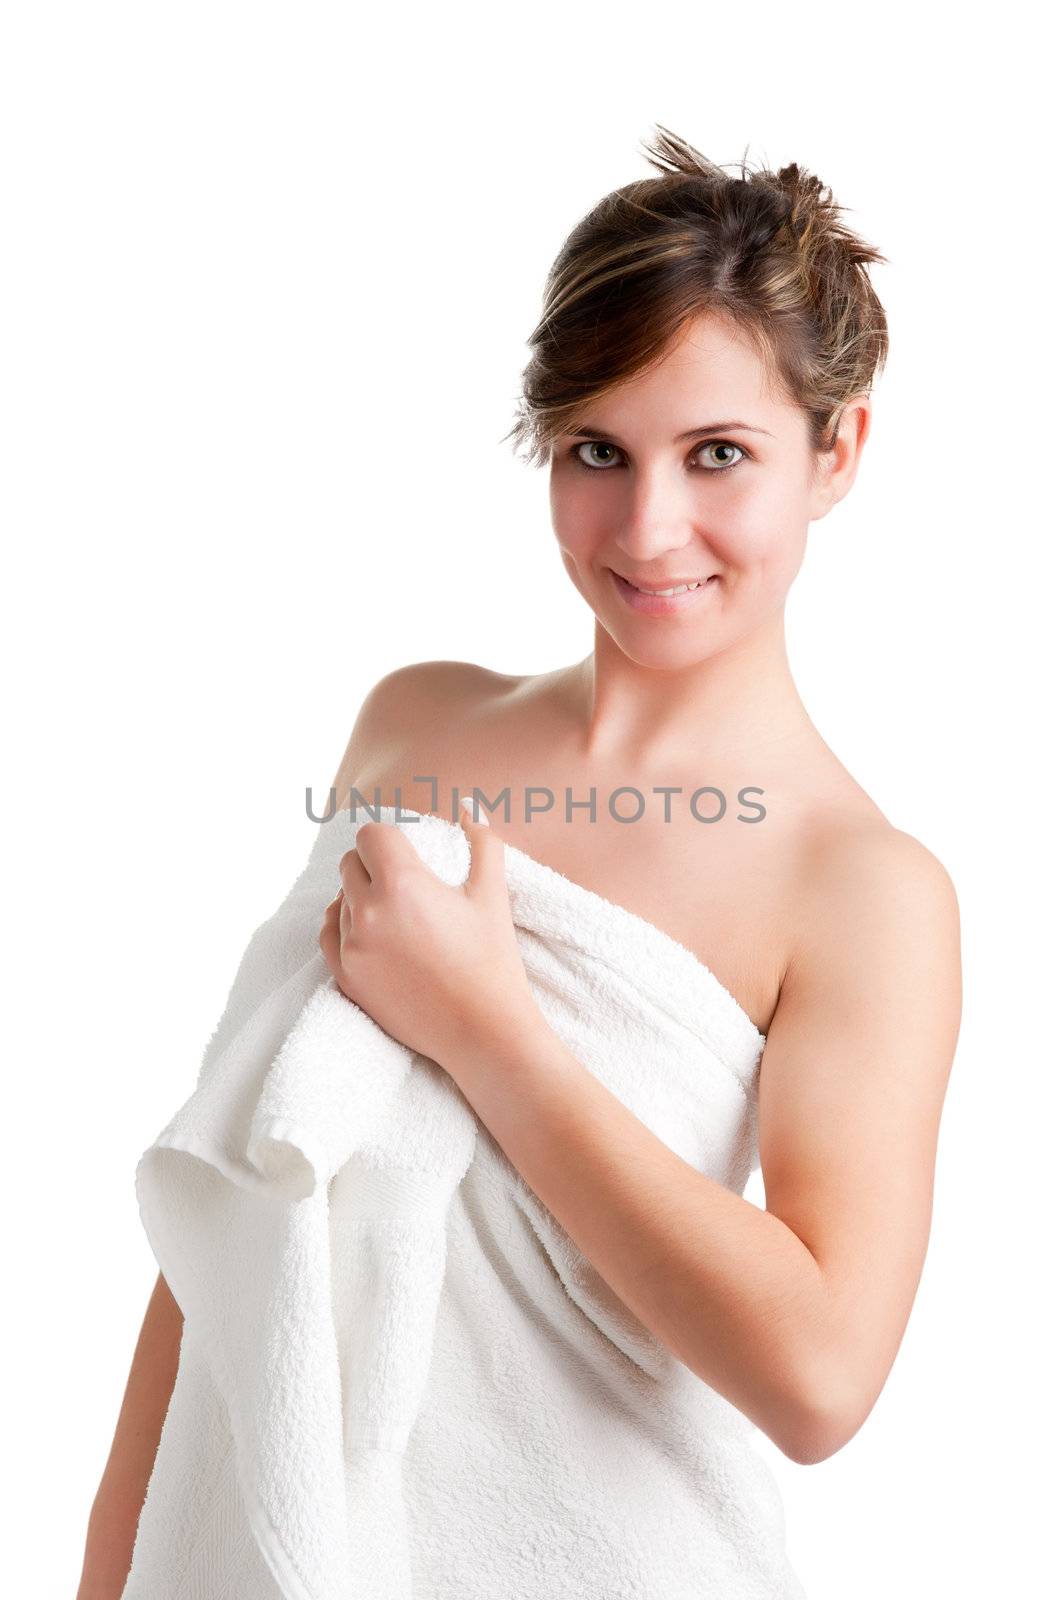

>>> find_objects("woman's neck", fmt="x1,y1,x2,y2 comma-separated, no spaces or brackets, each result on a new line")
565,619,819,770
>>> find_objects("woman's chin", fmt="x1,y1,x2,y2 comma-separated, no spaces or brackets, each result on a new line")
595,616,723,671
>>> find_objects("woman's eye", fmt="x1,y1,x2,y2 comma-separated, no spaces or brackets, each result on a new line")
696,441,746,470
570,440,746,472
573,441,619,469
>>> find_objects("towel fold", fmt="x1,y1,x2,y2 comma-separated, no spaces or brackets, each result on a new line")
129,807,487,1599
123,803,778,1600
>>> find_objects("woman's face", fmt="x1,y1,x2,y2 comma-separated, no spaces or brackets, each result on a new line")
548,311,867,670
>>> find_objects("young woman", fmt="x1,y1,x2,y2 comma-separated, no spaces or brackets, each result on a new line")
81,126,961,1598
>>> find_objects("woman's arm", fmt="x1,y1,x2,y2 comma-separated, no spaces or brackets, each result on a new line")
432,825,962,1467
77,1271,184,1600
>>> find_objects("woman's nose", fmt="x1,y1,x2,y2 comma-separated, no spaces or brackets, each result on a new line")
609,467,702,562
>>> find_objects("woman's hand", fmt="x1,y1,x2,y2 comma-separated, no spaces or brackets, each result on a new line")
318,799,537,1068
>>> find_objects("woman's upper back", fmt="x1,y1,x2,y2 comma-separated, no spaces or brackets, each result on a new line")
330,657,896,1038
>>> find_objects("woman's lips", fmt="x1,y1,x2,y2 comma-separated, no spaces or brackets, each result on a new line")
609,568,719,616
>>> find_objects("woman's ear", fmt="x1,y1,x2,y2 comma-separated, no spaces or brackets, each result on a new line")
808,395,872,522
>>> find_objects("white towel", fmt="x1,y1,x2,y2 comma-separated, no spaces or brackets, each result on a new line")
123,802,789,1600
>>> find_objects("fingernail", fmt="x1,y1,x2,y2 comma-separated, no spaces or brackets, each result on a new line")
459,794,487,825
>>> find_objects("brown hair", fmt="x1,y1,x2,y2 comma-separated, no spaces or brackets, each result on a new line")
504,126,889,469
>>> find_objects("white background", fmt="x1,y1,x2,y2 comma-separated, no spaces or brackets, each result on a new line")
4,3,1059,1595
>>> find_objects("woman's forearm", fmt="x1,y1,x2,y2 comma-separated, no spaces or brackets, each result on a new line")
439,1006,841,1463
77,1272,183,1599
78,1493,144,1600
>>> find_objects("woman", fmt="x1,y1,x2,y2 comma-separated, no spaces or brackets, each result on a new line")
81,126,961,1598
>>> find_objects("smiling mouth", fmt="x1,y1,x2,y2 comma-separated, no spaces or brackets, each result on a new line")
610,570,718,596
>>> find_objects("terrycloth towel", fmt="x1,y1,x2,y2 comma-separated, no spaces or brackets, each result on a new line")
123,802,790,1600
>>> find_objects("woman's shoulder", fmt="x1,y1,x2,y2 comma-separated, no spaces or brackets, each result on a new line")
327,658,523,803
363,657,521,715
743,747,959,1031
797,779,957,892
789,801,961,979
782,742,957,903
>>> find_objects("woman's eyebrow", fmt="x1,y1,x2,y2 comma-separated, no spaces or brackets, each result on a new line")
569,420,774,442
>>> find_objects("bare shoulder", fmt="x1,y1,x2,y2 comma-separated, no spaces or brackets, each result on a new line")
791,816,961,976
779,813,963,1082
327,658,519,799
351,656,519,725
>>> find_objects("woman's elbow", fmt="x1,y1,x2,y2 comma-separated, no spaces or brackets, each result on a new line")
780,1372,870,1465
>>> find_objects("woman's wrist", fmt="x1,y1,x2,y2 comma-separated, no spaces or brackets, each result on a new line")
437,995,566,1096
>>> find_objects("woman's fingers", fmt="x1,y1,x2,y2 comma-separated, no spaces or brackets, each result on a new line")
318,892,341,967
338,846,373,898
320,865,358,970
